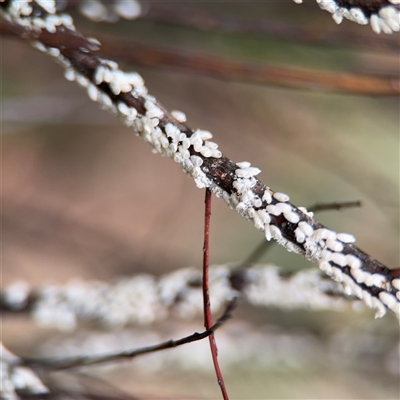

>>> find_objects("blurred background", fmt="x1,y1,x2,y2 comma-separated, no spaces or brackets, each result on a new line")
1,1,399,398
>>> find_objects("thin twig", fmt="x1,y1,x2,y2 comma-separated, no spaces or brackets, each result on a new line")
241,239,275,268
308,200,362,213
203,188,230,400
22,300,237,370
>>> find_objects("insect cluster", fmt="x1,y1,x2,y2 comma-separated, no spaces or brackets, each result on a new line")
1,0,399,320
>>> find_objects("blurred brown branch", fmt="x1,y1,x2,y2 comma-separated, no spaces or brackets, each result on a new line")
92,32,400,96
1,19,399,96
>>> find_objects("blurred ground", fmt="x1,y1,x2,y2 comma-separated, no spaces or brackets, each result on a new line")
1,1,399,399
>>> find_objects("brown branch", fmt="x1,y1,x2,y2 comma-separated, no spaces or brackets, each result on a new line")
1,3,398,320
1,19,399,96
92,33,400,96
203,189,230,400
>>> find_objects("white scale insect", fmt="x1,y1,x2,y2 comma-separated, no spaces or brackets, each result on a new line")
2,0,398,320
293,0,400,34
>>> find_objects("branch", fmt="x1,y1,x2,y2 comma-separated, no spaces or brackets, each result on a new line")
79,31,400,96
1,2,398,321
2,19,399,96
202,189,230,400
0,265,355,330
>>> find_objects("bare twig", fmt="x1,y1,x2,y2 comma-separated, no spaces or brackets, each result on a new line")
308,200,362,213
22,300,236,370
203,189,230,400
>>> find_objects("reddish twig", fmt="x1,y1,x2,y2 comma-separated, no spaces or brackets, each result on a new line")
203,188,229,400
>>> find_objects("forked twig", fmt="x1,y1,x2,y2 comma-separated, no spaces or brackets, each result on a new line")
203,188,230,400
